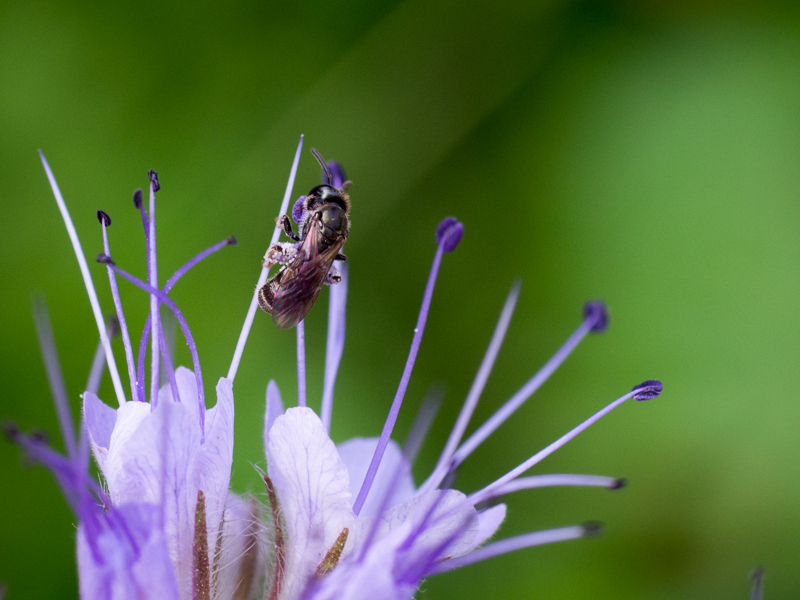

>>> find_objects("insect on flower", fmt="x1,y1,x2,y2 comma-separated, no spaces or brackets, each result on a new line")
258,148,351,329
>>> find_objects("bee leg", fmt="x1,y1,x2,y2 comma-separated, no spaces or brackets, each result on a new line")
278,215,301,242
257,281,276,314
324,264,342,285
335,253,348,262
264,242,299,267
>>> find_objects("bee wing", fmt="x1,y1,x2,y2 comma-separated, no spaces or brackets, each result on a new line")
270,219,344,329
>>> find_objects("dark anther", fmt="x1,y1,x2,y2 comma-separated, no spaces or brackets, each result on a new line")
1,421,21,442
583,301,609,333
582,521,604,538
632,380,663,401
108,315,121,337
147,169,160,192
30,429,49,444
227,236,238,246
96,210,112,227
436,217,464,253
96,253,116,266
610,477,627,490
132,188,143,208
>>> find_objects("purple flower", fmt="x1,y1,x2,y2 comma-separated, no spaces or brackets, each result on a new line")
9,136,662,600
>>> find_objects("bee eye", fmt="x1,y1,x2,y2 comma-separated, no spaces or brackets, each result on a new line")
322,205,344,230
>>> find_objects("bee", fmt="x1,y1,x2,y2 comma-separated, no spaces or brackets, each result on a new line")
258,149,351,329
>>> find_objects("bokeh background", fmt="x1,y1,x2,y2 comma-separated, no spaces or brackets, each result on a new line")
2,0,799,598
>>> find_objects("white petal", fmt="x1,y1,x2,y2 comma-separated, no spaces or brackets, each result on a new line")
336,437,415,517
267,407,356,600
263,379,285,456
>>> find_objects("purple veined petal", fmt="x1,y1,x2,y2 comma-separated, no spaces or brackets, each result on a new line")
297,320,307,407
428,524,591,576
228,135,304,382
263,379,285,456
321,261,348,433
469,387,646,506
31,297,76,459
420,281,520,493
447,303,608,475
337,438,416,518
39,151,127,405
266,407,356,600
98,211,139,402
353,217,463,516
77,502,180,600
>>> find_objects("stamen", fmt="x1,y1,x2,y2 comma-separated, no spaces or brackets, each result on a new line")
469,384,660,506
264,475,286,600
135,236,238,403
101,257,207,437
38,151,127,405
632,380,662,400
325,160,347,189
31,297,76,458
420,281,521,493
750,567,765,600
147,173,160,417
428,524,596,575
157,318,181,404
85,316,120,395
448,302,609,474
352,217,463,516
315,528,349,577
478,474,626,502
193,490,211,600
228,135,303,382
297,320,307,407
97,210,139,402
321,262,348,432
403,385,445,465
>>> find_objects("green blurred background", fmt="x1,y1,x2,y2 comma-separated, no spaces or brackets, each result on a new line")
2,0,799,598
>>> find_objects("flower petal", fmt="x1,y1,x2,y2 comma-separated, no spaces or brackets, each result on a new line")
83,391,117,472
267,407,355,600
472,503,506,548
77,502,180,600
263,379,285,455
336,437,415,517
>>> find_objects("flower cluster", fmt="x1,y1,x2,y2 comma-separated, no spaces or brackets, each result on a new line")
6,137,661,600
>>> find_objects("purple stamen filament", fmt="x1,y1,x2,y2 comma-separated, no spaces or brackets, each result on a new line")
148,181,160,417
469,389,637,506
100,218,140,402
135,237,236,404
321,261,348,433
420,281,521,493
482,474,623,500
428,525,587,575
352,240,447,516
105,259,207,440
297,320,307,407
445,310,601,478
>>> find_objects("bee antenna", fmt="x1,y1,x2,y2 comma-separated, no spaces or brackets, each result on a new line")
311,148,332,185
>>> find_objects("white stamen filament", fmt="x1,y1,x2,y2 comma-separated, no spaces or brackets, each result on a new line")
227,135,303,382
38,151,127,405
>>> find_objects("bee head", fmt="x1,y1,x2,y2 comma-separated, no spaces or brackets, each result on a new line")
307,185,350,213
